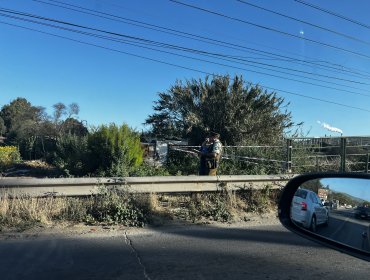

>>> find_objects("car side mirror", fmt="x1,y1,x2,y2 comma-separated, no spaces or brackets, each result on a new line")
279,173,370,261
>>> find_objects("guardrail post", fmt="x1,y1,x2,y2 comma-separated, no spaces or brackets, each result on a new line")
340,137,347,172
286,139,292,173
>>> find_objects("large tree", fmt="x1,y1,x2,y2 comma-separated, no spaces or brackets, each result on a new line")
145,75,297,145
0,98,42,132
0,98,44,144
0,116,5,136
0,98,86,160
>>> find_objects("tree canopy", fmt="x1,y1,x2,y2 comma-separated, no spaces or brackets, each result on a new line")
0,98,148,177
0,98,86,160
145,75,296,145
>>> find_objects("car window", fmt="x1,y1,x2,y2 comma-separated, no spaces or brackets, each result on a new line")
294,189,307,199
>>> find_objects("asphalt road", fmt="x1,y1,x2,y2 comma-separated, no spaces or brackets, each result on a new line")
0,223,369,280
316,209,370,251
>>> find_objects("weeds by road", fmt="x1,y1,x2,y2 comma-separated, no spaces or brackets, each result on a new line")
0,186,280,232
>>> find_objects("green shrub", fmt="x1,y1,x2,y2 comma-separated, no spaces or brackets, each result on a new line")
175,193,233,222
130,163,170,176
165,150,198,175
87,124,143,176
0,146,21,170
86,187,147,227
53,134,89,176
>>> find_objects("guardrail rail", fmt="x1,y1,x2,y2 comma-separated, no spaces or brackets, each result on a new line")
0,175,295,197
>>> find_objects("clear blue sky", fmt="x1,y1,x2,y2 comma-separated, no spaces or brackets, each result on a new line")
1,0,370,136
321,178,370,202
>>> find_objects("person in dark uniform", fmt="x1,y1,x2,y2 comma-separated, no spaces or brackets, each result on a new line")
198,137,211,175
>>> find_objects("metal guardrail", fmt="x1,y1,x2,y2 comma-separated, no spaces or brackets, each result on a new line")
0,175,295,197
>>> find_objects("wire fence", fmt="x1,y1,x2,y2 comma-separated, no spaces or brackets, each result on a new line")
168,136,370,174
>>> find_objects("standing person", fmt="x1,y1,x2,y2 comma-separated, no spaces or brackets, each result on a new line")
198,137,211,175
199,132,222,176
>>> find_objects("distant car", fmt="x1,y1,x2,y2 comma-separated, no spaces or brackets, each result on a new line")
322,200,332,210
290,188,329,232
354,206,370,220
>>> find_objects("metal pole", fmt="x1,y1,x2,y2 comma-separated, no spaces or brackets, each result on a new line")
366,153,369,173
316,155,319,172
286,139,292,173
340,137,347,172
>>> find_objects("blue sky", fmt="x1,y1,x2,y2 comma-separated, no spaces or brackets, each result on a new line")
321,178,370,202
1,0,370,137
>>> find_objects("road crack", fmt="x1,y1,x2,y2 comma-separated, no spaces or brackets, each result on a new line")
124,230,151,280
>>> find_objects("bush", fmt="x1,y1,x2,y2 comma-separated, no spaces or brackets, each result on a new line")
0,187,148,229
85,187,147,227
239,186,277,213
171,192,234,222
165,150,199,175
87,124,143,176
53,134,89,176
130,163,170,176
0,146,21,170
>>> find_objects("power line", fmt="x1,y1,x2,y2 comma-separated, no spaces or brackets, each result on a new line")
1,10,370,97
169,0,370,60
1,20,370,114
294,0,370,30
2,7,370,88
32,0,370,79
236,0,370,46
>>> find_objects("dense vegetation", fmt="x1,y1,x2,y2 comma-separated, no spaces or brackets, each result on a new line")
1,75,298,176
0,98,148,176
0,185,279,229
145,74,296,146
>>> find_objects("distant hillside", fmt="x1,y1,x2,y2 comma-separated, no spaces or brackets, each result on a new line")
331,191,370,206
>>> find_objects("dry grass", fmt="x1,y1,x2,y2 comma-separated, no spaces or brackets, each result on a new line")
0,195,70,229
0,186,281,231
152,187,280,223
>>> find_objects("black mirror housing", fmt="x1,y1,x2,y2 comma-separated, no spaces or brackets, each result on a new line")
279,172,370,262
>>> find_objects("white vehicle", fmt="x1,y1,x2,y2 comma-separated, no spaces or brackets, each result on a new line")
291,188,329,232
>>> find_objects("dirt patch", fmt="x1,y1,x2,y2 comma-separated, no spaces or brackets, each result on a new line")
3,160,62,177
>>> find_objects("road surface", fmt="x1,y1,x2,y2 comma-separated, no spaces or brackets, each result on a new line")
0,223,368,280
315,208,370,251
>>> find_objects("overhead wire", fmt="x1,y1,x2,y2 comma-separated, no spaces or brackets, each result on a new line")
3,5,370,89
1,7,370,88
236,0,370,46
1,9,370,97
1,20,370,113
294,0,370,30
169,0,370,60
33,0,370,79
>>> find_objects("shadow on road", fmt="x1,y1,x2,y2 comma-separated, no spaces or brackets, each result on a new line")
145,221,323,248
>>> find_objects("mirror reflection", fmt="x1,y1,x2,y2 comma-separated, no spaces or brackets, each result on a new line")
290,177,370,253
